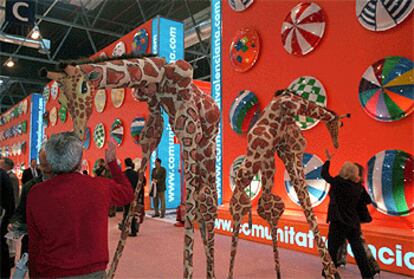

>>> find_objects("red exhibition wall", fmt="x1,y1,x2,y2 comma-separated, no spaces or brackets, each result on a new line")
219,0,413,276
0,95,32,180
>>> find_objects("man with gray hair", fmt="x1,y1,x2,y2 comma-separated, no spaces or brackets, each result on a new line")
0,157,19,208
27,132,134,278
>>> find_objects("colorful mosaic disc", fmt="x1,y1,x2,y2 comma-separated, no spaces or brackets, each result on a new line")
229,90,260,135
83,127,91,150
51,81,59,100
230,28,260,72
359,56,413,122
132,29,149,55
110,118,124,146
367,150,413,216
131,116,145,144
112,41,126,57
228,0,254,12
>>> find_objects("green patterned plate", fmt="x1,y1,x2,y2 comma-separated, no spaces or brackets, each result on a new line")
94,123,106,149
288,76,327,130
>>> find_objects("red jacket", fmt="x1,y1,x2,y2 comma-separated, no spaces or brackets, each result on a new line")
27,161,133,278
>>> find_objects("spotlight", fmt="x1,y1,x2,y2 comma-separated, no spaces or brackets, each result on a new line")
5,58,15,68
31,25,41,40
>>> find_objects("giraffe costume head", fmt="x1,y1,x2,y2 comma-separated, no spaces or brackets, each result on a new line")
40,66,94,140
42,55,220,279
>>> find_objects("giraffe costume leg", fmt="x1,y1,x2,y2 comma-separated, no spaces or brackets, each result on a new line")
196,132,219,278
107,108,164,279
174,103,204,279
256,153,285,279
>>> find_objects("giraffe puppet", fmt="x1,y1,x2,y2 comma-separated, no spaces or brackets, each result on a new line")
41,55,220,279
228,89,350,279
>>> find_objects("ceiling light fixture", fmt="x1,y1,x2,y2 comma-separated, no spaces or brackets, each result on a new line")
30,25,41,40
5,58,15,68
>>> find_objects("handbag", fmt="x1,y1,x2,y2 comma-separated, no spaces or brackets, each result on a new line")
149,181,157,197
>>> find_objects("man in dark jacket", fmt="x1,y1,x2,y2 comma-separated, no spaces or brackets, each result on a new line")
151,158,166,218
322,152,375,279
9,149,54,258
21,159,41,185
0,168,15,278
120,158,141,236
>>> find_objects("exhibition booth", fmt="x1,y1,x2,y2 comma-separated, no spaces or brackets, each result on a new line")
216,1,413,276
0,0,412,276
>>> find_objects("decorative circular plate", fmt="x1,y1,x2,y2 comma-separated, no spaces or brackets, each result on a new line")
49,107,58,126
43,111,49,128
112,41,126,57
356,0,414,31
21,99,28,114
111,88,125,108
20,121,26,134
83,127,91,150
284,153,329,207
359,56,413,122
288,76,327,130
229,90,260,134
94,123,106,149
99,52,108,59
367,150,413,216
51,81,59,100
43,85,50,103
230,155,262,201
58,105,68,123
228,0,254,12
94,90,107,113
81,159,89,174
131,116,145,144
93,159,103,175
132,29,149,55
281,2,326,56
21,141,26,154
110,118,124,146
230,28,260,72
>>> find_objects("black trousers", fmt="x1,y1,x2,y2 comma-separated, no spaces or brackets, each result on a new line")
122,204,138,234
0,233,11,279
328,222,374,278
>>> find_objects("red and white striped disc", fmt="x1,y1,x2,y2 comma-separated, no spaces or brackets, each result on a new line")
281,2,326,56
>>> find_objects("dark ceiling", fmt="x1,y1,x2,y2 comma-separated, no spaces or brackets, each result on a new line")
0,0,211,113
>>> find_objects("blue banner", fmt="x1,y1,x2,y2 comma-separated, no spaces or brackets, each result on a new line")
211,0,223,205
151,17,184,209
29,94,44,162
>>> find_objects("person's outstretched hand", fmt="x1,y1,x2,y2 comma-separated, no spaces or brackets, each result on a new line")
105,142,117,163
325,149,333,161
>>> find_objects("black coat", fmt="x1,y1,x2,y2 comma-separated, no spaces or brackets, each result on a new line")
124,168,139,190
322,161,371,229
22,167,41,185
0,169,15,235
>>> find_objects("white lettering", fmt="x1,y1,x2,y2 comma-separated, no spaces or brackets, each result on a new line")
13,2,29,22
214,217,414,271
169,27,177,62
378,247,395,265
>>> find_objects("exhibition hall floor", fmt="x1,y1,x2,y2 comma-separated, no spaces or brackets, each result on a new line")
108,213,409,279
